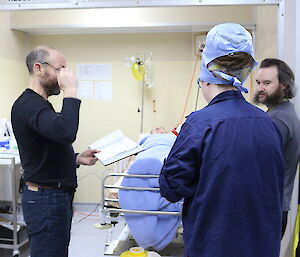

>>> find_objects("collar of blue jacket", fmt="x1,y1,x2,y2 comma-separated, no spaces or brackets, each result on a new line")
208,90,244,106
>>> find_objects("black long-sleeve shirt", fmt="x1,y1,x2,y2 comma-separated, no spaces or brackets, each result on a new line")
11,89,81,189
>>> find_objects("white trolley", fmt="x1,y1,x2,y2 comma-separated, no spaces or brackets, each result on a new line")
0,156,28,257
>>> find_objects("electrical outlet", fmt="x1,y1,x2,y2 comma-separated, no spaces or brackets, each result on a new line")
195,34,206,56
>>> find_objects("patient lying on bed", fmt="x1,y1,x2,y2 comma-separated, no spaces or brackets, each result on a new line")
119,127,182,251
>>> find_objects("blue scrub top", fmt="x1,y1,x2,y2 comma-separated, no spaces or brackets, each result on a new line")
159,90,284,257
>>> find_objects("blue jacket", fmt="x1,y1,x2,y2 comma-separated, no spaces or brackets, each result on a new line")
159,90,284,257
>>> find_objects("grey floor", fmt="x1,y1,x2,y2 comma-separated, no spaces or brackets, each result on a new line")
0,204,184,257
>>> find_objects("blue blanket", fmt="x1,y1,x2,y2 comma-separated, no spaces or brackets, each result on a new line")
119,134,182,250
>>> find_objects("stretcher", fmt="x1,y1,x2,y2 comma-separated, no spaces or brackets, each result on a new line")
100,171,183,257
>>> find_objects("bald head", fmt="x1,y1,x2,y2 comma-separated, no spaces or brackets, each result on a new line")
26,46,58,74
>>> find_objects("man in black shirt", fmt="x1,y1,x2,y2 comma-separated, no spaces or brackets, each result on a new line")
11,45,99,257
254,58,300,238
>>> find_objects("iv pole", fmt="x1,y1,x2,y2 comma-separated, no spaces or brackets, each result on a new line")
140,64,145,133
137,52,152,133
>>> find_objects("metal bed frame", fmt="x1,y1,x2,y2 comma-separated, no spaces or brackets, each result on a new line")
100,171,182,256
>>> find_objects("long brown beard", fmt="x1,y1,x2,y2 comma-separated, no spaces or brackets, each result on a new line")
253,87,284,107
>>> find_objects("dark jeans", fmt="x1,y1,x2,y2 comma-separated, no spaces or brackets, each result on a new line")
22,186,74,257
281,210,289,239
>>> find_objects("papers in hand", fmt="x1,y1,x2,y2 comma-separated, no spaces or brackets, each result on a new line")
89,130,144,166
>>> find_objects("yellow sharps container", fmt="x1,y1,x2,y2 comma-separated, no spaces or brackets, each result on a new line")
120,247,148,257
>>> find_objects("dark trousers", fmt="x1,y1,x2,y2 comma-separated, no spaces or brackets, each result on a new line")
22,186,74,257
281,210,289,239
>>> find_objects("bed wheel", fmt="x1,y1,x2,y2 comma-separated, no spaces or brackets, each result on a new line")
111,221,118,226
12,250,20,257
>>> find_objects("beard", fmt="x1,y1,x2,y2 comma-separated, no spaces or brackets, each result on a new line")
253,87,284,108
40,72,61,97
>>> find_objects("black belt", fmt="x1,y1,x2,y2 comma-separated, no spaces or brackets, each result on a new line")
25,181,75,193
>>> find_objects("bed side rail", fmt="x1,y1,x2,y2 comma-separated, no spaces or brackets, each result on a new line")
102,173,181,216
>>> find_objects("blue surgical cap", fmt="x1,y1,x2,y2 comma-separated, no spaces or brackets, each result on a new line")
199,23,258,93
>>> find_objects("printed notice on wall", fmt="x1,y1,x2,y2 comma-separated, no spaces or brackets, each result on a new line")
95,81,112,101
77,63,112,80
77,81,94,99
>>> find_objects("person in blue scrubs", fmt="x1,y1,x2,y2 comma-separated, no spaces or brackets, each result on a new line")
159,23,285,257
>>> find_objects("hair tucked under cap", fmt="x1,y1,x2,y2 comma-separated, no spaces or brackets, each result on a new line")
199,23,258,93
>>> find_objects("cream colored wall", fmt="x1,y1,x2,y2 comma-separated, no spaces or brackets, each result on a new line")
254,6,278,61
0,11,27,118
248,5,277,107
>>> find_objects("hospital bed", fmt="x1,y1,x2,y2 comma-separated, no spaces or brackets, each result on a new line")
100,172,183,257
99,134,184,256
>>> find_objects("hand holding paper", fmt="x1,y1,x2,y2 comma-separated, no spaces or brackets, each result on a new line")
76,148,100,166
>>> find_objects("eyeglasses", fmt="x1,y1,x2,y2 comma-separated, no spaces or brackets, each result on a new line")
40,61,64,72
197,78,202,88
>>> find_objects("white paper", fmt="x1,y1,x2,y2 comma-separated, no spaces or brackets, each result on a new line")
95,136,137,161
77,63,112,80
77,81,94,99
89,130,144,166
95,81,112,101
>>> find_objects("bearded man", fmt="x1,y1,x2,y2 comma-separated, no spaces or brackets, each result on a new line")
254,58,300,238
11,46,99,257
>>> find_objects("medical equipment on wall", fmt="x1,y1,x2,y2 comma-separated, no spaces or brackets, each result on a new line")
125,53,153,133
125,55,152,88
131,59,144,82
